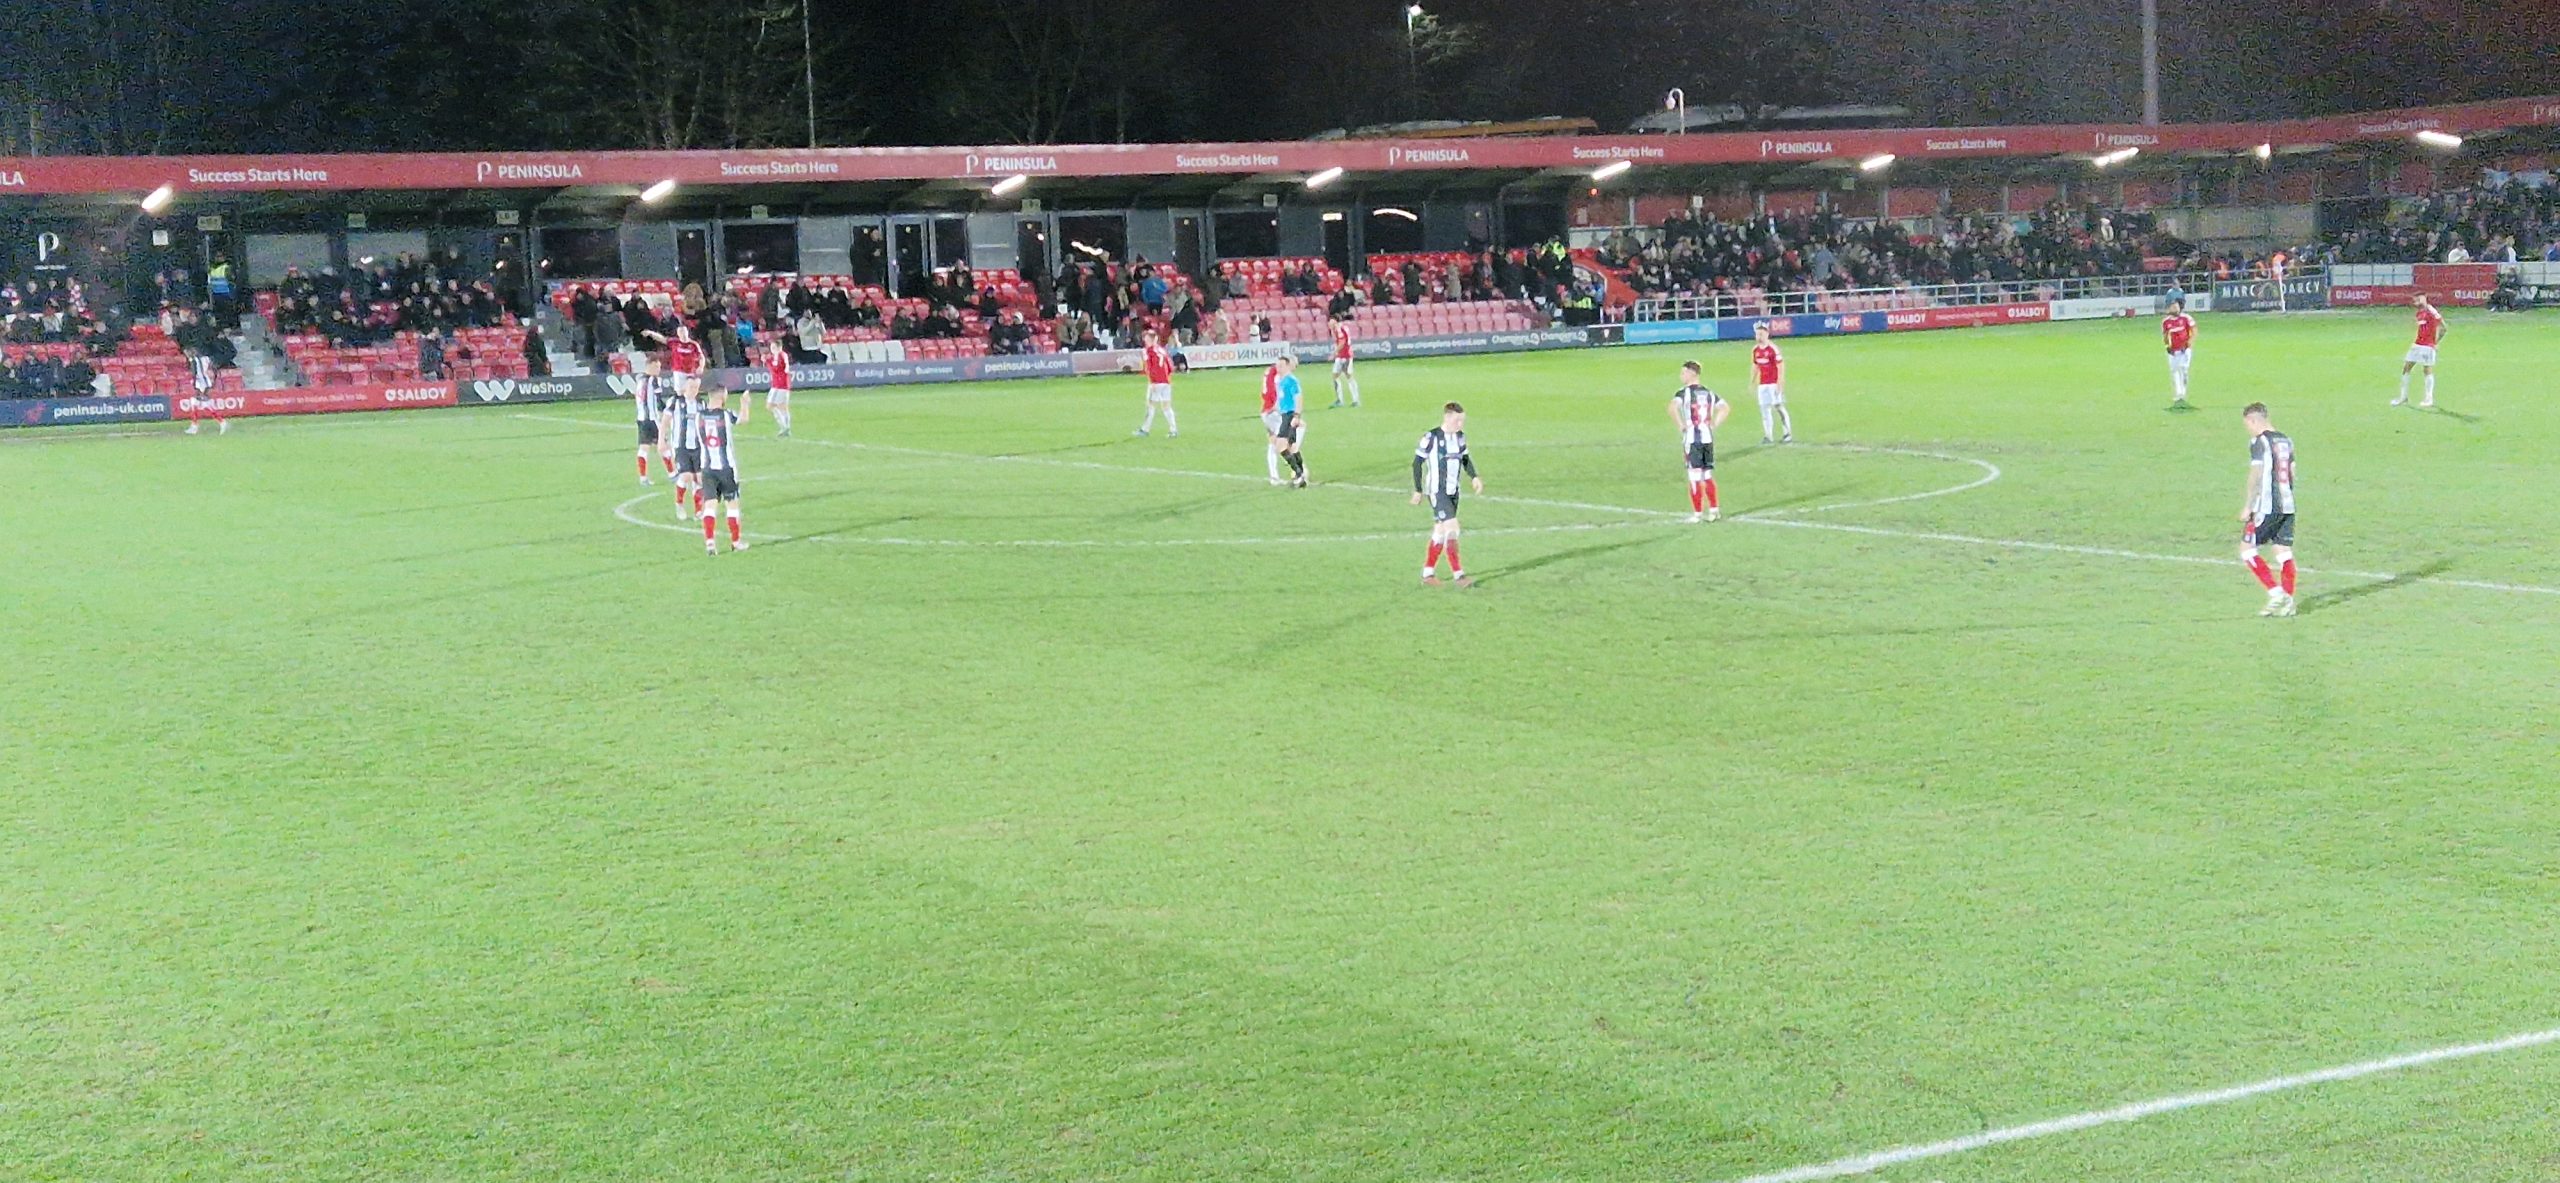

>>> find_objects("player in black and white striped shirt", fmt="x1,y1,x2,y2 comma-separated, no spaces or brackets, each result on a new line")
1410,402,1482,587
696,386,753,555
632,359,670,485
1668,361,1728,522
183,351,226,435
2239,402,2298,617
660,375,703,518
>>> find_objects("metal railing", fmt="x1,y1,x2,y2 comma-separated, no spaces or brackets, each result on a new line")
1626,269,2239,322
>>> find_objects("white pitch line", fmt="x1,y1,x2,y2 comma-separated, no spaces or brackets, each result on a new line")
532,411,2560,600
1725,1023,2560,1183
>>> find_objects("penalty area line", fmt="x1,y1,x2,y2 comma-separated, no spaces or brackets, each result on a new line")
1722,1023,2560,1183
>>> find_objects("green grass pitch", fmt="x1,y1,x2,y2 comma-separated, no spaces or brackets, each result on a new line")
9,309,2560,1182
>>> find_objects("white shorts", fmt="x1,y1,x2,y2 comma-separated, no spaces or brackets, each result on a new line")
675,372,702,397
1332,356,1353,374
1146,382,1173,403
1260,411,1284,435
2404,345,2438,367
1756,383,1784,407
2167,348,2191,376
766,387,791,404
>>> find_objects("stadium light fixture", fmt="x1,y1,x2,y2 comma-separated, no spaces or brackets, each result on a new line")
1590,160,1633,181
1859,153,1896,173
991,174,1029,196
1305,166,1345,189
2253,143,2273,162
640,179,677,204
140,184,174,213
2093,147,2139,168
2415,130,2464,150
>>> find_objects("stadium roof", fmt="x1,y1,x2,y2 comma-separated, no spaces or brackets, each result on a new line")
0,96,2551,208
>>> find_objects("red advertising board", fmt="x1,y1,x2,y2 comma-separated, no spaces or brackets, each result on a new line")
1885,304,2053,330
2330,285,2416,306
2413,263,2502,306
0,96,2549,196
176,382,456,419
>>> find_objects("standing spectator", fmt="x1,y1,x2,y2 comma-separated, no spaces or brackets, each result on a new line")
756,281,782,331
419,330,448,379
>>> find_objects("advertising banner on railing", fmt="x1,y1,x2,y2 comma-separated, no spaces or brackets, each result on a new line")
0,395,172,429
181,383,457,418
1301,329,1588,360
2051,295,2169,321
460,375,623,405
713,354,1079,391
1883,303,2053,330
1072,342,1294,377
2212,277,2331,312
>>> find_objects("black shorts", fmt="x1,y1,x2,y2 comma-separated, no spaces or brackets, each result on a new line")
700,469,740,501
1685,441,1715,471
675,447,700,475
637,420,659,446
2249,513,2295,547
1275,414,1301,444
1430,492,1460,522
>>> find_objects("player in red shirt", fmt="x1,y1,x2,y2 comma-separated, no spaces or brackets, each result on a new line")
1750,322,1792,444
1132,329,1178,438
2394,294,2445,408
1327,314,1361,408
2161,298,2197,407
648,322,708,401
762,339,794,437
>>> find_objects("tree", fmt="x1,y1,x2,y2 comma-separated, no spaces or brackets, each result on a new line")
932,0,1192,144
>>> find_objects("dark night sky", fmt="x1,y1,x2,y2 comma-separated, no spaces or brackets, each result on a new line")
2,0,2556,155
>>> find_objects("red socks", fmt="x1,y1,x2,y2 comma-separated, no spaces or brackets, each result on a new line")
1425,541,1444,571
728,516,742,544
2280,560,2296,595
1704,479,1718,510
1689,482,1704,512
2247,556,2277,590
701,515,716,542
660,453,674,475
1444,539,1462,573
636,454,649,478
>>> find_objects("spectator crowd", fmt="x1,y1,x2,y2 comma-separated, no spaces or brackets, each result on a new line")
2326,175,2560,265
1606,202,2181,311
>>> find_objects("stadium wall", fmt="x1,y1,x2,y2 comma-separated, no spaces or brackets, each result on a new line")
5,276,2478,431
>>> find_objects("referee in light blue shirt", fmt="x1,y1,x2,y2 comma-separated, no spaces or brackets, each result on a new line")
1273,354,1308,487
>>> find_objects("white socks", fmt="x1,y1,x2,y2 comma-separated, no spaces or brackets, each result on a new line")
1760,406,1776,439
2424,375,2436,404
1267,445,1281,481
